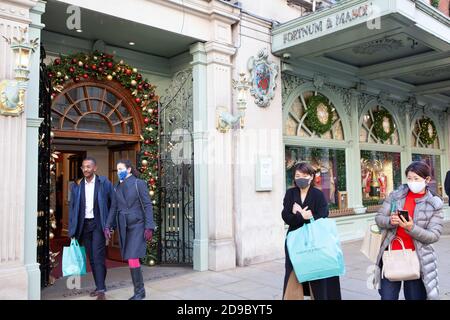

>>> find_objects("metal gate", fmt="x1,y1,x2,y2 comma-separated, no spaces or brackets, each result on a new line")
37,45,53,287
158,69,195,264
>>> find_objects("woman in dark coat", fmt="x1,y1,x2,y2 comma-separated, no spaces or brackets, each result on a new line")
105,159,155,300
282,162,341,300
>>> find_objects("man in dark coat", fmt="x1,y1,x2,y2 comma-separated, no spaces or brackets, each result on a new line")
445,170,450,204
68,157,113,300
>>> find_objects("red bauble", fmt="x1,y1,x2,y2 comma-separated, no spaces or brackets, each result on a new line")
48,72,54,78
149,178,156,185
144,140,150,145
98,67,104,73
83,74,89,79
144,83,150,89
135,97,141,104
91,64,97,70
100,62,105,67
74,77,81,82
137,74,142,80
149,92,155,98
144,151,150,156
137,84,143,91
71,58,77,64
144,118,150,124
126,69,132,76
69,67,75,73
107,62,113,68
54,58,61,65
84,64,89,70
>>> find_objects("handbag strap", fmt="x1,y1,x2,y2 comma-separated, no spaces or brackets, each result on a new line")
135,179,145,215
388,237,407,254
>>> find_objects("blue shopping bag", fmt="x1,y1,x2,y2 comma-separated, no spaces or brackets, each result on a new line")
62,239,87,277
286,217,345,283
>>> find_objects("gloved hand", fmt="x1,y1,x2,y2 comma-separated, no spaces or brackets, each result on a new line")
144,229,153,242
104,228,112,240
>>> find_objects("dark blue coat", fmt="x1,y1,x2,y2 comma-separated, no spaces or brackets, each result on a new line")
106,175,155,260
68,175,113,239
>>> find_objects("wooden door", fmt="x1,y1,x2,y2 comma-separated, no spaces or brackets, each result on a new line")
106,143,139,261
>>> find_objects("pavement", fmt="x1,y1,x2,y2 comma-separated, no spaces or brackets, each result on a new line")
42,223,450,300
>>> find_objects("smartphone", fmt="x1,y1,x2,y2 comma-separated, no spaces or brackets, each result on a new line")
397,209,409,222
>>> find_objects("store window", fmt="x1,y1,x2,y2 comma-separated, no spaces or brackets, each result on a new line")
360,106,399,145
284,91,344,140
412,117,440,149
360,150,401,207
285,146,347,210
412,154,442,196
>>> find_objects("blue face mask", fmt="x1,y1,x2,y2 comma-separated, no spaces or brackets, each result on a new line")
117,169,128,181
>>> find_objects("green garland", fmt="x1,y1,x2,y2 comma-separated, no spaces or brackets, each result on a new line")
304,95,333,135
48,51,160,266
418,118,437,146
373,109,395,142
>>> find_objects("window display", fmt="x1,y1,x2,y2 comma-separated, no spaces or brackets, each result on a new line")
360,150,401,206
412,154,442,196
286,146,346,209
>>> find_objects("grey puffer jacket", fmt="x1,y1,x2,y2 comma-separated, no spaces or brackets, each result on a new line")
374,184,444,300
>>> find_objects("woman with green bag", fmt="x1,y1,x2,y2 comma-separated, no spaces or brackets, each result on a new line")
281,162,342,300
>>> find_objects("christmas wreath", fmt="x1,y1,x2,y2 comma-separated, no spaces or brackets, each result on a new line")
418,118,437,146
304,95,333,135
373,109,395,142
48,51,160,265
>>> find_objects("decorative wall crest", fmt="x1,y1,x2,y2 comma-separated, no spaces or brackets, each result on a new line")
248,48,279,108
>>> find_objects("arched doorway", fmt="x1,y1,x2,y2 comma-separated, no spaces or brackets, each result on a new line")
49,79,143,271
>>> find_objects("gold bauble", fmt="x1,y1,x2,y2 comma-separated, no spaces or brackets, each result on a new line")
149,260,155,266
51,222,57,229
133,68,138,73
64,75,69,81
49,209,54,214
149,190,155,196
130,80,137,86
56,72,62,77
112,72,116,76
49,232,54,240
50,131,55,139
141,159,148,166
93,56,98,61
106,75,113,81
78,61,84,67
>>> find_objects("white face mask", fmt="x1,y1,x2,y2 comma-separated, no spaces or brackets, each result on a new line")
407,181,426,194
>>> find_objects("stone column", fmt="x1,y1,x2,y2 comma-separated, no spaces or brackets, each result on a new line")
24,0,45,300
204,41,236,271
190,42,209,271
0,0,40,299
349,93,365,213
402,103,413,185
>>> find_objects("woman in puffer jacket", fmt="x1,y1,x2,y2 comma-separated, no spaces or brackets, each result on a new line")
374,161,444,300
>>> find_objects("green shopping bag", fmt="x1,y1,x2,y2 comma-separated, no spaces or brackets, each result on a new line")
62,239,87,277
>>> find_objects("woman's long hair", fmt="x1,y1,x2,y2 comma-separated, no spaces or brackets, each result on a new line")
116,159,140,177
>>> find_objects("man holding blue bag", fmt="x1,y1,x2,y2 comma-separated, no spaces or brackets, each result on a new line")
68,157,113,300
282,162,344,300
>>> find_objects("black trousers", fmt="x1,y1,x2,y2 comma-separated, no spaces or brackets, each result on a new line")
81,219,107,292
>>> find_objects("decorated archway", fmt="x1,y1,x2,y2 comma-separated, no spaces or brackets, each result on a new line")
43,51,160,267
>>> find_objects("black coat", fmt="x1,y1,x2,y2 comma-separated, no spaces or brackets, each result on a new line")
281,186,341,300
106,175,155,260
445,171,450,203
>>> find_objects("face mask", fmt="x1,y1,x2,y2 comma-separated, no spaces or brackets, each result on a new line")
117,169,128,181
295,178,311,189
407,181,426,194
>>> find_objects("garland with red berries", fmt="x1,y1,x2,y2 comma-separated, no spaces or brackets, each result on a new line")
48,51,160,265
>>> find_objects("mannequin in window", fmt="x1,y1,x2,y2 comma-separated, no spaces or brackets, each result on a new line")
378,172,387,199
362,170,372,198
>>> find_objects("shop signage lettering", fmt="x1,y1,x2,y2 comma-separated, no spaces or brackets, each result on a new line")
283,3,372,44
